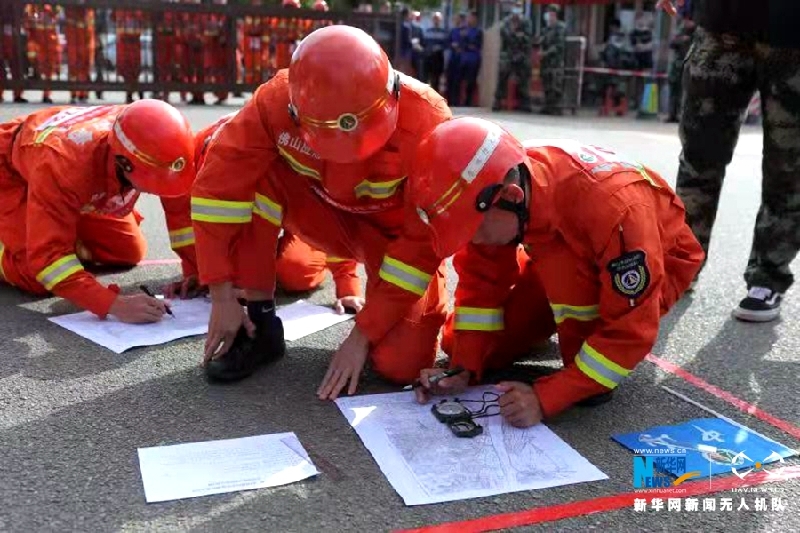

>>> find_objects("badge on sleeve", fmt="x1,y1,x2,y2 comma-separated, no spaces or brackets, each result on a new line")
607,250,650,299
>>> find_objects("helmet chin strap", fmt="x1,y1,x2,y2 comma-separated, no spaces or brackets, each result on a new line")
494,165,530,245
473,164,531,246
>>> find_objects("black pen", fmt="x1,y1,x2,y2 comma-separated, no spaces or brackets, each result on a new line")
403,366,465,391
139,284,174,316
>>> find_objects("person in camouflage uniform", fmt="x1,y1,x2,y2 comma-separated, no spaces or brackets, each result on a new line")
665,15,695,122
673,0,800,322
493,3,534,112
538,4,566,115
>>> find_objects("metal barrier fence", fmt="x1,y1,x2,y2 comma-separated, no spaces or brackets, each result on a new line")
1,0,401,100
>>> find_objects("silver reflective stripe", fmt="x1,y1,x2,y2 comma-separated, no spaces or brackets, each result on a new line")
191,204,252,219
380,261,429,292
354,181,401,198
38,256,82,288
551,304,599,323
455,312,503,326
254,196,282,223
576,346,627,387
170,231,194,246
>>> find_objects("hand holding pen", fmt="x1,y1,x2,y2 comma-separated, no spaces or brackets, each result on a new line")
139,284,174,317
408,366,470,404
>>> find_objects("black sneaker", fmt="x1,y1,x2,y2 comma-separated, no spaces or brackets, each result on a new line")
205,313,286,382
732,286,782,322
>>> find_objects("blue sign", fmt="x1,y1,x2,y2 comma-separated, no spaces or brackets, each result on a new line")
613,418,796,478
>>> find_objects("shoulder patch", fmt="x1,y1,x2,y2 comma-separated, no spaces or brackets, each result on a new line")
607,250,650,299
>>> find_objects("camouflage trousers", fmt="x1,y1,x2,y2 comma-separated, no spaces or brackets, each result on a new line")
675,27,800,293
540,65,564,108
494,61,532,109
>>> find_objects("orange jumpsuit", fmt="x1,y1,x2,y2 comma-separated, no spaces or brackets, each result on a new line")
0,106,149,317
25,5,61,102
64,6,95,102
113,10,144,99
274,18,295,70
1,3,25,102
204,12,229,103
191,71,452,383
242,15,271,85
182,5,206,104
443,140,704,418
154,7,180,101
164,112,362,298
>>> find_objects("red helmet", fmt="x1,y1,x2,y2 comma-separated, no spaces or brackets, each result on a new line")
283,0,301,7
410,117,528,258
313,0,329,11
288,25,400,163
108,99,195,198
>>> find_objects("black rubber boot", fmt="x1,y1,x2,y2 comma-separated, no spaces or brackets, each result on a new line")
205,301,286,383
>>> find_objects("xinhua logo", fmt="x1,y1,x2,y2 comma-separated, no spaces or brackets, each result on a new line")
633,455,701,488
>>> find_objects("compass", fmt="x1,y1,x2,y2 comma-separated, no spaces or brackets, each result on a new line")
432,399,473,424
449,420,484,438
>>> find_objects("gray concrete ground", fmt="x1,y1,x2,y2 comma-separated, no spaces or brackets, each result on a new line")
0,92,798,532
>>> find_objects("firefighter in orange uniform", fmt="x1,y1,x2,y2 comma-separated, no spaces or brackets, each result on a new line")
242,11,270,85
275,0,301,71
1,2,27,103
0,100,196,322
191,26,452,391
408,117,704,427
205,0,229,105
181,0,206,105
164,111,364,310
310,1,332,33
113,8,145,103
25,4,61,104
64,2,95,103
154,1,180,102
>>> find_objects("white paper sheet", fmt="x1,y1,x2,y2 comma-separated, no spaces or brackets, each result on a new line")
48,297,354,353
278,299,354,341
137,432,318,503
335,387,608,506
48,297,213,354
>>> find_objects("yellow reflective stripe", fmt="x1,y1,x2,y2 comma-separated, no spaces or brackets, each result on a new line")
326,256,349,263
0,241,6,281
354,177,405,199
378,256,433,296
190,197,253,224
575,342,632,390
35,126,58,144
253,193,283,226
277,146,321,180
36,254,84,290
550,303,600,325
168,227,195,249
454,306,504,332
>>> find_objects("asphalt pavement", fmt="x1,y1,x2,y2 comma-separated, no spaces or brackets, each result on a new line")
0,92,798,533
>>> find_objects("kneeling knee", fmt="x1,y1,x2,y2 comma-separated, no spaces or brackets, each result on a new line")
369,318,443,385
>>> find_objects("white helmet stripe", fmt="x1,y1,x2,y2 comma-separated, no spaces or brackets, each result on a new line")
461,123,502,184
113,120,139,157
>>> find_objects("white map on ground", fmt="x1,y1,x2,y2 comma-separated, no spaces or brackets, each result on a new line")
335,387,608,506
49,297,213,354
49,298,354,353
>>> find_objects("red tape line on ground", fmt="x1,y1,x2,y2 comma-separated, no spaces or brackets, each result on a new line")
646,354,800,441
139,258,181,266
395,466,800,533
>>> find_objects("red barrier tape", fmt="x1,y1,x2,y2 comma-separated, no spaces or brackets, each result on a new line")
646,354,800,441
395,466,800,533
